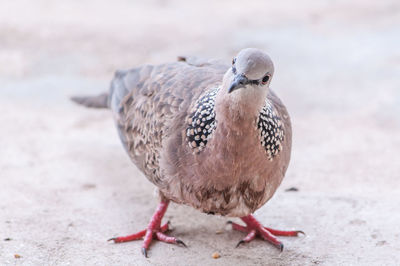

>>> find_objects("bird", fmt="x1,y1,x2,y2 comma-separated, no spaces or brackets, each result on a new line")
72,48,303,257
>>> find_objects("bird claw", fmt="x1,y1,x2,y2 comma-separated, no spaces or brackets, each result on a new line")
296,230,305,236
107,238,116,242
166,220,174,231
142,247,148,258
235,240,245,248
176,239,187,247
230,215,302,251
108,201,188,257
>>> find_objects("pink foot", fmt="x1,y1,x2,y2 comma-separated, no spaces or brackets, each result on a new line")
229,215,304,251
108,200,186,257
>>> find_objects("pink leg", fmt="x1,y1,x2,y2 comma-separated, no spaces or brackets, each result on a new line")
259,227,283,250
236,229,257,247
229,214,303,251
108,200,186,257
108,222,169,243
156,232,187,246
264,227,304,236
227,221,250,233
109,229,146,243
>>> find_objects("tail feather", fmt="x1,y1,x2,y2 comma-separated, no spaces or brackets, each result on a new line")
70,93,109,109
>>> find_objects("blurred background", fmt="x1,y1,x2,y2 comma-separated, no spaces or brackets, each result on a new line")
1,0,399,265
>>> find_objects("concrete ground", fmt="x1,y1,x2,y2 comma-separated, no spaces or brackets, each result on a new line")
1,0,400,265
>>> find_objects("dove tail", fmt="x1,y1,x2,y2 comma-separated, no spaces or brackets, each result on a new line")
70,93,109,109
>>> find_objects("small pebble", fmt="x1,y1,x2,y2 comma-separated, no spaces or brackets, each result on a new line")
4,238,11,241
376,240,387,246
215,230,223,234
14,254,21,259
212,252,220,259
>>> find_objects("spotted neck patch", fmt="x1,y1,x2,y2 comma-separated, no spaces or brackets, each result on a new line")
257,99,284,160
186,87,219,153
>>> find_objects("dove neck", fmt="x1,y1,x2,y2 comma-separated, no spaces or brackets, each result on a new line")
215,85,268,130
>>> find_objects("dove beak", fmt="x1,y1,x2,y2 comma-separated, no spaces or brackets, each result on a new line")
228,74,248,93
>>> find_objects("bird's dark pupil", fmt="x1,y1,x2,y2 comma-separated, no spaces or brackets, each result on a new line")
262,75,269,83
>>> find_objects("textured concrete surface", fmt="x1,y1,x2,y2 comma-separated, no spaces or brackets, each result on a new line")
1,0,400,265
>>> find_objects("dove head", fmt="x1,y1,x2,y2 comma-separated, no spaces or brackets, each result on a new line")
226,48,274,94
215,48,275,122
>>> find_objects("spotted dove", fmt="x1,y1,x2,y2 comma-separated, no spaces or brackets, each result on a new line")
72,48,302,257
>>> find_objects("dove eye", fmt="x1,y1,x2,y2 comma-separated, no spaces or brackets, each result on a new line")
232,58,236,65
262,75,270,84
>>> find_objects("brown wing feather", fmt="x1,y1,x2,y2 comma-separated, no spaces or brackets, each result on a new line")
109,61,228,187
